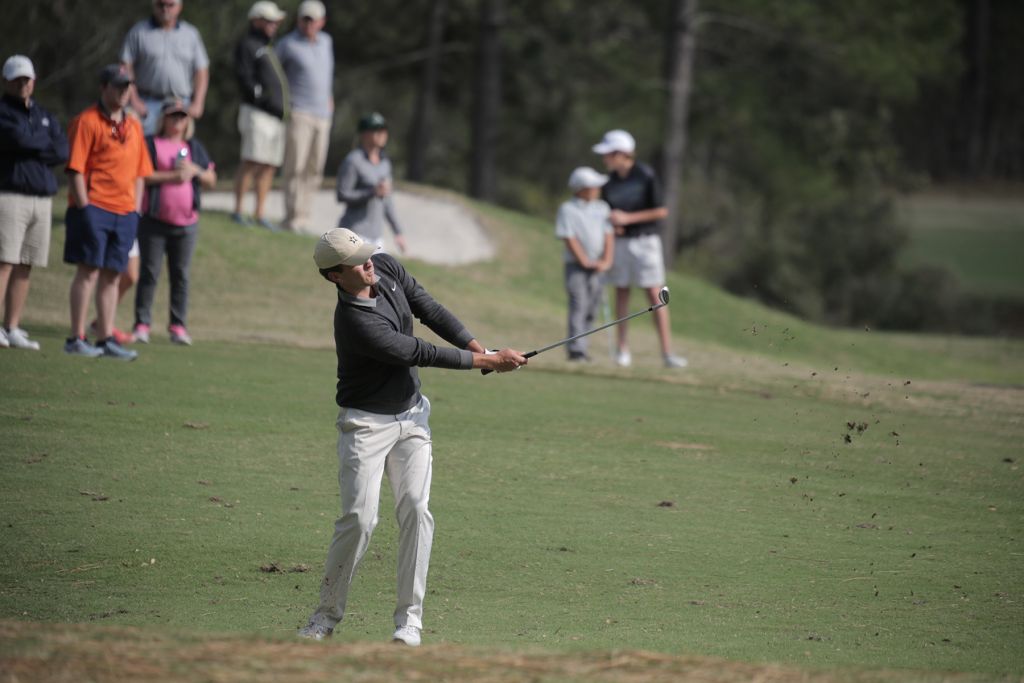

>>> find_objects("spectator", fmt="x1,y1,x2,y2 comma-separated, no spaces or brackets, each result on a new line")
336,112,405,252
276,0,334,233
0,55,68,351
232,0,289,231
297,228,527,645
120,0,210,136
134,99,216,347
63,65,153,361
555,167,614,362
593,129,687,369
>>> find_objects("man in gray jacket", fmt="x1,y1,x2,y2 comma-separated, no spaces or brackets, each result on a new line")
299,228,526,646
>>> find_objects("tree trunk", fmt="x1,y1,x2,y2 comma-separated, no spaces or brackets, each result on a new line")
660,0,699,266
406,0,448,183
469,0,503,201
963,0,990,178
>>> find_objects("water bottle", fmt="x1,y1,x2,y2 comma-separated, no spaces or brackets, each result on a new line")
176,147,188,168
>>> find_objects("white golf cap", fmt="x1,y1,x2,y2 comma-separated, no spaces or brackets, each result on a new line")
314,228,377,269
592,129,636,155
248,0,286,21
3,55,35,81
567,166,609,191
298,0,326,19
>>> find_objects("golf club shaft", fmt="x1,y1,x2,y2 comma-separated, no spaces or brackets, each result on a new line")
481,301,667,375
530,302,666,356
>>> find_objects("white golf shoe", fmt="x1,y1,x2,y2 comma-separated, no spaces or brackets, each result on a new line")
664,354,688,369
615,349,632,367
392,625,421,647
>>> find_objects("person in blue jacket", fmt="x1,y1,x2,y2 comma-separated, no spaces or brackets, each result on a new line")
0,55,68,350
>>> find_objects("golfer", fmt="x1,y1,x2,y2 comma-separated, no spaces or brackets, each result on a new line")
299,228,526,646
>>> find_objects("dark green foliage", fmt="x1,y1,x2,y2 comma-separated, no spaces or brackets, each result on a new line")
6,0,1017,333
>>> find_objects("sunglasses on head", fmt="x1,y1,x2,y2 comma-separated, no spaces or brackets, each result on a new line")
110,119,130,144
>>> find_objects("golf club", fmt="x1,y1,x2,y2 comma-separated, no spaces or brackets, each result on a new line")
482,287,670,375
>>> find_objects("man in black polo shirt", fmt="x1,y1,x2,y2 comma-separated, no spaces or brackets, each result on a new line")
593,129,687,369
298,228,526,646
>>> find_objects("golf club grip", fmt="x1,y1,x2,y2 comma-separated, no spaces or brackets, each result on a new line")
480,350,537,376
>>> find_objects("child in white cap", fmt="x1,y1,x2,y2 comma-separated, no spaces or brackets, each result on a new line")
555,167,614,362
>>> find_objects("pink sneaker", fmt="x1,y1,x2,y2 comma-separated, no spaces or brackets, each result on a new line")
133,323,151,344
168,324,192,346
89,321,133,345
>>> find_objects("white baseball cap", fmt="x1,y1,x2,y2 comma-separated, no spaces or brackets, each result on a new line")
568,167,609,191
592,129,636,155
248,0,286,21
298,0,326,20
3,55,35,82
314,228,377,269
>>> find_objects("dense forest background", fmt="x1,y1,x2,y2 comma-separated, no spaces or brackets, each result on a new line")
6,0,1023,333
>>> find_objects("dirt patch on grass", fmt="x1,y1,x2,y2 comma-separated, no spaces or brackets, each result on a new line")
655,441,716,451
0,620,994,683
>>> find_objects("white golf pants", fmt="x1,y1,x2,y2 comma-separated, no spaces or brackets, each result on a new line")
313,395,434,630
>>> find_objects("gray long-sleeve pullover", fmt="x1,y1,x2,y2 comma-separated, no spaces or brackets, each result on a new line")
335,148,403,241
333,253,475,413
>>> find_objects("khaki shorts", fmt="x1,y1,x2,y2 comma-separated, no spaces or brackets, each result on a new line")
238,103,286,166
608,234,666,289
0,192,52,266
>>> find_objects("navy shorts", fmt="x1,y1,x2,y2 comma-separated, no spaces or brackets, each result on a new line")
63,205,139,273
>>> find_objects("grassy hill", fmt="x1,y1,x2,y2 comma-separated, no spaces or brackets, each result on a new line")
1,195,1022,682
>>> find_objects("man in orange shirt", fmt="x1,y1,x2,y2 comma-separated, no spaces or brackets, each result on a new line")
63,64,153,360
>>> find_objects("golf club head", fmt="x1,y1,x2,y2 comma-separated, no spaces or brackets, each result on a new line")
659,287,670,306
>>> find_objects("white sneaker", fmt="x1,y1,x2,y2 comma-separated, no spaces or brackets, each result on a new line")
664,354,688,369
615,349,632,367
0,327,8,348
6,327,40,350
392,624,421,647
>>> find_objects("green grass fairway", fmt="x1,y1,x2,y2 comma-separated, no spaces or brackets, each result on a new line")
897,193,1024,298
1,203,1022,682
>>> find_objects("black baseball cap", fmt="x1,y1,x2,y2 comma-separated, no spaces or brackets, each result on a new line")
99,64,133,87
357,112,387,132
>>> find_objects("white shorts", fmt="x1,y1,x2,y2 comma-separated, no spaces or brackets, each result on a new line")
0,192,52,266
608,234,665,289
238,103,286,167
